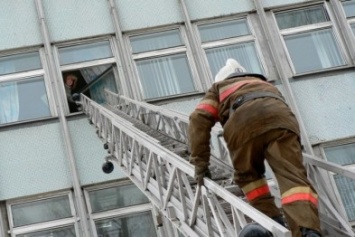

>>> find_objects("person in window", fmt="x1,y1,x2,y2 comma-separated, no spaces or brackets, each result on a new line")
188,59,322,237
63,73,80,113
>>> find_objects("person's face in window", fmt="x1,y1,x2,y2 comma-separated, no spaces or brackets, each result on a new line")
64,75,77,90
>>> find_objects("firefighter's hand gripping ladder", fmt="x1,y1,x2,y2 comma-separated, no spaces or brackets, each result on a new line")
80,92,291,237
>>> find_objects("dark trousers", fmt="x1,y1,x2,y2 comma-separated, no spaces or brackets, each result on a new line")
230,128,321,237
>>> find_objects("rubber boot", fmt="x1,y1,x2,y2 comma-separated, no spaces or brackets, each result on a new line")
239,223,273,237
301,227,322,237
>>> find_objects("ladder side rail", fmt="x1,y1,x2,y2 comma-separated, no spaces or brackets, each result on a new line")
82,96,292,237
106,92,232,168
105,93,233,179
82,96,292,236
303,153,355,180
103,92,355,236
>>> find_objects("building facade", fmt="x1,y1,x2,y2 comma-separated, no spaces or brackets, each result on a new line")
0,0,355,236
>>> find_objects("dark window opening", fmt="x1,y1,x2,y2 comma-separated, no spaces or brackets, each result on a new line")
62,64,119,113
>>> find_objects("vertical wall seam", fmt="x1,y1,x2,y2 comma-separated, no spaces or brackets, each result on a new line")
252,0,314,156
34,0,91,236
107,0,142,101
179,0,210,91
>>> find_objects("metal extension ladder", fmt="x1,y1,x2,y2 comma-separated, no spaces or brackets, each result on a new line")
80,90,355,237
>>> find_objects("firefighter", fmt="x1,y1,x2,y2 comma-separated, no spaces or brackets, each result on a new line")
188,59,322,237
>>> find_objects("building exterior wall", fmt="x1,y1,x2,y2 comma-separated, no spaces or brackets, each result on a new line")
1,0,355,236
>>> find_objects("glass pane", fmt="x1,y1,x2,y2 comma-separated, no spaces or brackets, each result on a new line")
89,184,149,213
0,52,41,76
343,0,355,18
63,64,118,113
333,174,355,221
130,30,183,54
324,143,355,166
351,23,355,35
276,6,329,30
0,77,51,125
205,41,263,77
284,29,344,73
11,196,72,227
198,19,250,42
17,225,76,237
87,69,119,104
136,54,196,99
95,212,157,237
58,41,113,65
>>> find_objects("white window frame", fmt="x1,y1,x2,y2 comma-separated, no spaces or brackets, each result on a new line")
194,15,269,82
341,0,355,33
0,48,56,125
6,191,78,237
125,25,202,102
53,37,120,114
321,141,355,225
273,3,349,76
84,180,160,237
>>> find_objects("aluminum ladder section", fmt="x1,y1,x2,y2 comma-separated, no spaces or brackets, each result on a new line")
102,90,355,237
80,93,291,237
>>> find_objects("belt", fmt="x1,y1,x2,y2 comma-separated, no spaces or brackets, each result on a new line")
230,91,286,114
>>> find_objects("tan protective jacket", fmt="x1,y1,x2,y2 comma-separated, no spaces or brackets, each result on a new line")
188,75,300,172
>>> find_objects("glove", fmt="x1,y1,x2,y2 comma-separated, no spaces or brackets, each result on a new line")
195,168,212,186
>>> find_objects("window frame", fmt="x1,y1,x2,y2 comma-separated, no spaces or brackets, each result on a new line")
194,15,269,82
0,48,56,125
125,25,202,102
84,180,159,237
272,3,350,76
321,141,355,225
6,191,78,237
53,37,120,114
341,0,355,34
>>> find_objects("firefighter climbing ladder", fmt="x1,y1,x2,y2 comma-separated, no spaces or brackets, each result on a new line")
80,90,355,237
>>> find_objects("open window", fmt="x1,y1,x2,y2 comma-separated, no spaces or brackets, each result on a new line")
57,40,120,113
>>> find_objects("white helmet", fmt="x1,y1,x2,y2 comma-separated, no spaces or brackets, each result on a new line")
214,58,246,83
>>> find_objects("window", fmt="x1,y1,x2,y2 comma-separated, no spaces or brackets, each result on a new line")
86,183,157,237
0,52,51,125
0,52,41,76
7,193,77,236
58,41,113,65
342,0,355,35
57,40,120,113
129,29,197,100
275,5,345,74
197,18,264,78
95,212,156,237
324,143,355,222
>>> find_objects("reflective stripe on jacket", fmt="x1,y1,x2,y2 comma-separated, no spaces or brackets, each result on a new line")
188,75,300,172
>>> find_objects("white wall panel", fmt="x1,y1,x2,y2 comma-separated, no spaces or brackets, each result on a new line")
115,0,183,31
185,0,255,21
0,122,72,200
0,1,42,51
68,117,125,185
161,97,201,115
42,0,114,42
291,72,355,144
